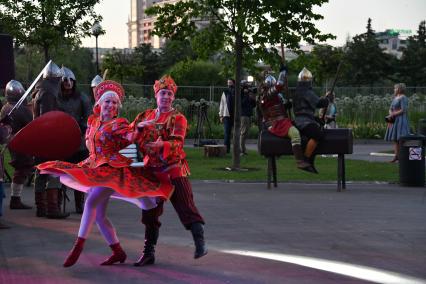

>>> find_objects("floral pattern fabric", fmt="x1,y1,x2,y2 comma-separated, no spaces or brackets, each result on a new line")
37,114,174,202
131,109,190,178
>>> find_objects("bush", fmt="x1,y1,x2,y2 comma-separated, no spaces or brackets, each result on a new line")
121,93,426,139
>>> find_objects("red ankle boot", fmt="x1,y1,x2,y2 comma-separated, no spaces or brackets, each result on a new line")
100,243,127,265
63,237,85,267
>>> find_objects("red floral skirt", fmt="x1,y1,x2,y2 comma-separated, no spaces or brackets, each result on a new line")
37,161,174,209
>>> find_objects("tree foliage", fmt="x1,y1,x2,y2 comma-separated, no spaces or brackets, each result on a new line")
167,59,225,86
399,20,426,86
101,48,135,84
146,0,333,168
0,0,101,62
14,45,96,86
344,18,392,86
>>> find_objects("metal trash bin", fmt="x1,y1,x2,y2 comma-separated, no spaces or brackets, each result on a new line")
399,135,426,186
417,119,426,136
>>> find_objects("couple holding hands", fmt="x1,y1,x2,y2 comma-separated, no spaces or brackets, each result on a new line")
38,75,207,267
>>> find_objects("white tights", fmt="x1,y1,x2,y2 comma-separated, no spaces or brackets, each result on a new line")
77,187,119,245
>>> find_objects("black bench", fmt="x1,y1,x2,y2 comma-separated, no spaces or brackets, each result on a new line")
258,128,353,191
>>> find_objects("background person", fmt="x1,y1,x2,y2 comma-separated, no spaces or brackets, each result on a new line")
0,123,12,229
58,66,92,213
319,91,338,129
293,67,330,174
219,79,235,153
32,61,70,219
240,80,256,156
384,83,410,163
0,80,34,210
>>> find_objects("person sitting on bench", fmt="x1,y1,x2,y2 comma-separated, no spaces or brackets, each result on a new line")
293,67,330,174
258,68,315,173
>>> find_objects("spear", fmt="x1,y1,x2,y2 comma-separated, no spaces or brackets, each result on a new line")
280,42,292,120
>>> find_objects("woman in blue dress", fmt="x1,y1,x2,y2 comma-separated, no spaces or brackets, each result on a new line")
384,83,410,163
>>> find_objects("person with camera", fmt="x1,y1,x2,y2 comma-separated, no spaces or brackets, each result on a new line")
384,83,410,163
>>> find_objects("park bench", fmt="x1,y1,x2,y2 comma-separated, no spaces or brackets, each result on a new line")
118,143,144,167
258,128,353,191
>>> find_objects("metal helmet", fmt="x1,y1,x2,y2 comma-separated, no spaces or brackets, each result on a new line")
297,67,313,82
61,66,76,82
264,75,277,88
43,61,63,79
91,75,103,88
5,80,25,102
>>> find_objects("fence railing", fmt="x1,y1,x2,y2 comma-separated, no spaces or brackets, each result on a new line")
77,84,426,102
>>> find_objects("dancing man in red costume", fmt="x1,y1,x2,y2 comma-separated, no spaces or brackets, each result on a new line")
131,75,207,267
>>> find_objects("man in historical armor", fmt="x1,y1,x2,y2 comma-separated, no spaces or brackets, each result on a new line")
57,66,92,213
90,74,103,103
32,61,70,218
293,67,330,174
0,80,34,210
259,68,314,173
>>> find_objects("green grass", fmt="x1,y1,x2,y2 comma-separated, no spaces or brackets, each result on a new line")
185,148,399,182
2,147,398,183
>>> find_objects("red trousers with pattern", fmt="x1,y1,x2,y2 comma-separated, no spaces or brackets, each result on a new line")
142,177,205,230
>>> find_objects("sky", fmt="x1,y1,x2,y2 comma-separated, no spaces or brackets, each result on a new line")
81,0,426,49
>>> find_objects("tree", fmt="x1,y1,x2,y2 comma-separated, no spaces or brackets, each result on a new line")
344,18,392,86
132,44,162,84
14,45,96,86
160,39,197,71
167,59,225,86
399,20,426,86
101,48,135,84
0,0,101,62
147,0,333,169
287,45,344,87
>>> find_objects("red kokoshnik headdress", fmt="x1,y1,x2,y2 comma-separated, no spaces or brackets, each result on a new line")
94,80,125,103
153,75,178,95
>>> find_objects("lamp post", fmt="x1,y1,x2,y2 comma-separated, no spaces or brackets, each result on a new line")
91,21,103,74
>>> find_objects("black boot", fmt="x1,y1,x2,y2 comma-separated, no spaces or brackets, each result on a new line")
306,155,319,174
74,190,85,214
190,222,207,259
134,227,159,267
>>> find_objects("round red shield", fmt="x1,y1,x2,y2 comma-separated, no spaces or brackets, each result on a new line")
9,111,82,160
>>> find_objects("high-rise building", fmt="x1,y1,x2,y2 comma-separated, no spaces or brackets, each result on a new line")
127,0,180,49
376,29,411,58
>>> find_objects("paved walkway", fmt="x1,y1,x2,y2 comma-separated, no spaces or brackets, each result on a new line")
2,140,425,283
1,182,426,284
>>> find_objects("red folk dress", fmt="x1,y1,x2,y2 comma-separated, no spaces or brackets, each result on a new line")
37,114,174,209
131,108,189,178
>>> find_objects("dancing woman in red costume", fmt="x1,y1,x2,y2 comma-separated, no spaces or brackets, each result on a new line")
37,80,173,267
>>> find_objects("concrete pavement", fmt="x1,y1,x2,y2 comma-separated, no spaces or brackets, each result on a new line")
1,182,425,284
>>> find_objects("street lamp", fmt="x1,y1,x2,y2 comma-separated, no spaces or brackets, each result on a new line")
91,21,103,74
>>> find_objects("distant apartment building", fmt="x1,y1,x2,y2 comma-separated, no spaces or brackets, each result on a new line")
376,29,411,58
127,0,180,49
